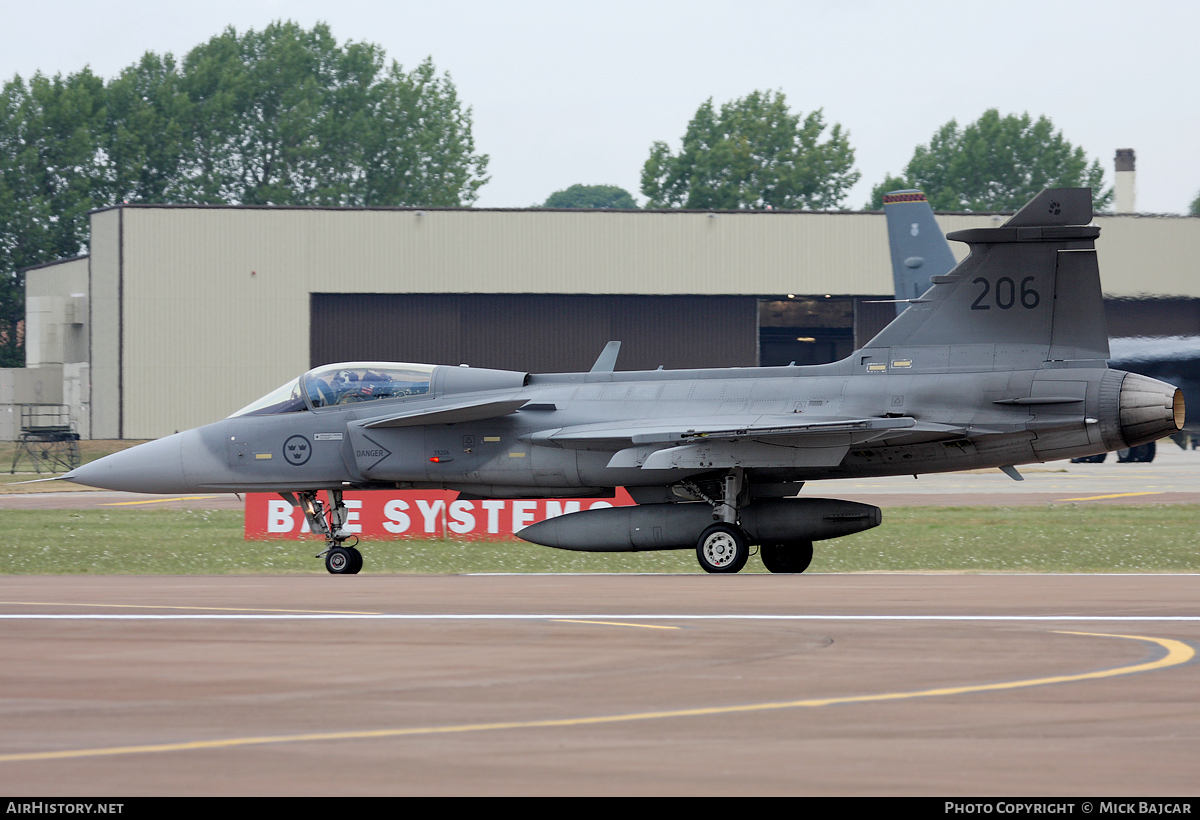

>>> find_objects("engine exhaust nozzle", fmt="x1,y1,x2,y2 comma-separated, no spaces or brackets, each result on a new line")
1118,372,1184,448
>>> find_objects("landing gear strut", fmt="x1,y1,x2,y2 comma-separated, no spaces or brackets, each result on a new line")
295,489,363,575
694,468,751,574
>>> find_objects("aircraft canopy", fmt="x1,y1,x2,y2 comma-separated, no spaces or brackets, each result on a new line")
229,363,437,417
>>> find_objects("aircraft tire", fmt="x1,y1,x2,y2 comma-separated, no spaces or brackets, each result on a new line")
760,541,814,574
695,524,749,574
347,547,363,574
325,546,355,575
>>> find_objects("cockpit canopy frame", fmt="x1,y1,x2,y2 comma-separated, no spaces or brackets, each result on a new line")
230,362,436,417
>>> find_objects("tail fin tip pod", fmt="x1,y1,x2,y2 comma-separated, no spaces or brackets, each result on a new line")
864,187,1108,366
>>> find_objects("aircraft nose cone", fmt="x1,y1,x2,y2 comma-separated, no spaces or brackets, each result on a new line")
63,433,191,494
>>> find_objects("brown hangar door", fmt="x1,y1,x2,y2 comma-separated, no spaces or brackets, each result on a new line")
310,293,759,373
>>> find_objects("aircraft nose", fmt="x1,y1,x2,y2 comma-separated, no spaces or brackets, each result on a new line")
62,432,192,494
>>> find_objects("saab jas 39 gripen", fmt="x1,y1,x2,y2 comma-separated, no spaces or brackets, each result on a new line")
62,189,1184,574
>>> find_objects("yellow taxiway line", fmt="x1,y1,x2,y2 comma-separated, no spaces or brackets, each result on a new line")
102,496,220,506
552,618,680,630
1057,492,1162,502
0,631,1190,764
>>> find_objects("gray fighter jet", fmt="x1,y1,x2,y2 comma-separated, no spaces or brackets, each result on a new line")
882,187,1200,462
63,189,1184,574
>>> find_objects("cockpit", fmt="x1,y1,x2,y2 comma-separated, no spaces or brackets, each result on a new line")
230,363,437,417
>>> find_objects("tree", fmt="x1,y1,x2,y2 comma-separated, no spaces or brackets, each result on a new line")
0,69,109,366
543,184,637,209
1190,189,1200,216
641,90,859,210
104,52,191,204
173,21,488,206
866,110,1111,212
0,20,489,365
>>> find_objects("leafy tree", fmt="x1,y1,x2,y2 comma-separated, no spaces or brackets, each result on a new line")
641,90,859,210
543,184,637,209
0,20,489,365
354,57,488,207
173,21,488,206
1190,189,1200,216
866,110,1111,212
104,52,191,204
0,69,109,366
865,174,911,209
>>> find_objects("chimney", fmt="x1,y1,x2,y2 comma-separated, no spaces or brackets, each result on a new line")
1114,149,1136,213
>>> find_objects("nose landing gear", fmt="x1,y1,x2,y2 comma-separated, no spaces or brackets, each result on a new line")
291,489,363,575
324,544,364,575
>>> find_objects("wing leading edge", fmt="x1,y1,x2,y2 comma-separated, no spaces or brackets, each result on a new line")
532,416,938,470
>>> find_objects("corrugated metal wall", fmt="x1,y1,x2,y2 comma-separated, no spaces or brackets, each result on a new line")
82,205,1200,438
88,209,121,439
310,294,758,373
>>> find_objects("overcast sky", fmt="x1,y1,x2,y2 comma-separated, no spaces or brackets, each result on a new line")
3,0,1197,213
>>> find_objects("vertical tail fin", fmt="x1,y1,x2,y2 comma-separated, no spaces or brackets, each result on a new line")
882,190,959,314
865,189,1109,367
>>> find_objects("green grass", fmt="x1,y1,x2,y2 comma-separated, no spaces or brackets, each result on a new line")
1,505,1198,574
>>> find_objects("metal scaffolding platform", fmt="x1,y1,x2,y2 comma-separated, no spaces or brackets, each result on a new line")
10,404,80,474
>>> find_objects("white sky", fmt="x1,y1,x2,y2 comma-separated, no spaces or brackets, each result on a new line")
2,0,1197,212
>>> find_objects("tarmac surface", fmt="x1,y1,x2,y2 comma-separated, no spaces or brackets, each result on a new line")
3,575,1200,796
0,446,1197,795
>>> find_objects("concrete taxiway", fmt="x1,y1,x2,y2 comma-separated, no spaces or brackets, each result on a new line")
1,445,1196,794
2,574,1199,796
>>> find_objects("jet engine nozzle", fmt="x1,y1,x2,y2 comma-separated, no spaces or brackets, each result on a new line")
1118,372,1185,448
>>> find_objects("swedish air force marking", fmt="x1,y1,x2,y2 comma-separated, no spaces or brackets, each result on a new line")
283,435,312,466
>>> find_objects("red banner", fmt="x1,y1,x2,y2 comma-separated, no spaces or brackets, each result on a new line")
244,489,636,540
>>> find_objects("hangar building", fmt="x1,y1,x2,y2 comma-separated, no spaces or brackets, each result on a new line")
14,204,1200,440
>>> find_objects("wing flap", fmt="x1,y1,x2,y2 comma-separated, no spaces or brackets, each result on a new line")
639,440,852,470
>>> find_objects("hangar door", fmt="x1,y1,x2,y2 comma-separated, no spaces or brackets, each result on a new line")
311,294,758,374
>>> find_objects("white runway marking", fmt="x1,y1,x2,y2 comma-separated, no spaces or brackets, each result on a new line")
3,613,1200,621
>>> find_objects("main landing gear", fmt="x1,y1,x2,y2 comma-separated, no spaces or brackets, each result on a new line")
295,489,363,575
759,541,814,574
690,469,815,574
691,468,811,576
696,523,750,573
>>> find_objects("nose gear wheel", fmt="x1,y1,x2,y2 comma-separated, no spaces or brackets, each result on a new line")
295,490,364,574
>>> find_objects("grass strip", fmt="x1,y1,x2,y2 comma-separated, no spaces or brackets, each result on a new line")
1,505,1196,575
